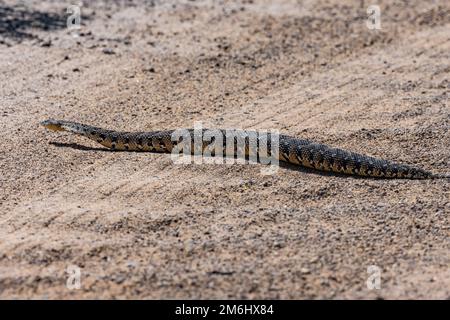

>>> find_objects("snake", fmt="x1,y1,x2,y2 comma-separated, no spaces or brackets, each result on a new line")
40,119,448,179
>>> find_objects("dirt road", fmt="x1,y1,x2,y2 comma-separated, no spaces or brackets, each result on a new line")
0,0,449,299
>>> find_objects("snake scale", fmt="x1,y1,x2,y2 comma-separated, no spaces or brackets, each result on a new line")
41,119,448,179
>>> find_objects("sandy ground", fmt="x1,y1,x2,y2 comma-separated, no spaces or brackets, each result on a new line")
0,0,449,299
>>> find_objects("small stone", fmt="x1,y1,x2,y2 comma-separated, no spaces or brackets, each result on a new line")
102,48,115,55
300,268,311,274
41,40,52,47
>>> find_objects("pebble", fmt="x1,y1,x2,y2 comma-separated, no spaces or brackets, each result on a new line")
102,48,115,55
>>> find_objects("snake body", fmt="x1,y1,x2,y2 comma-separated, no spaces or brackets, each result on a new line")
41,119,447,179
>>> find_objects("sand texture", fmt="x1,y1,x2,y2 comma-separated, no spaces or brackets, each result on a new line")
0,0,449,299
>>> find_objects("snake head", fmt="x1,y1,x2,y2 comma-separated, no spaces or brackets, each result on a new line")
40,119,65,131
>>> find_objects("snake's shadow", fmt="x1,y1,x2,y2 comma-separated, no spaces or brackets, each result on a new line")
50,142,115,152
50,142,384,180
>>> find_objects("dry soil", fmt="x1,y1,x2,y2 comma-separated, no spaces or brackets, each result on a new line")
0,0,449,299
